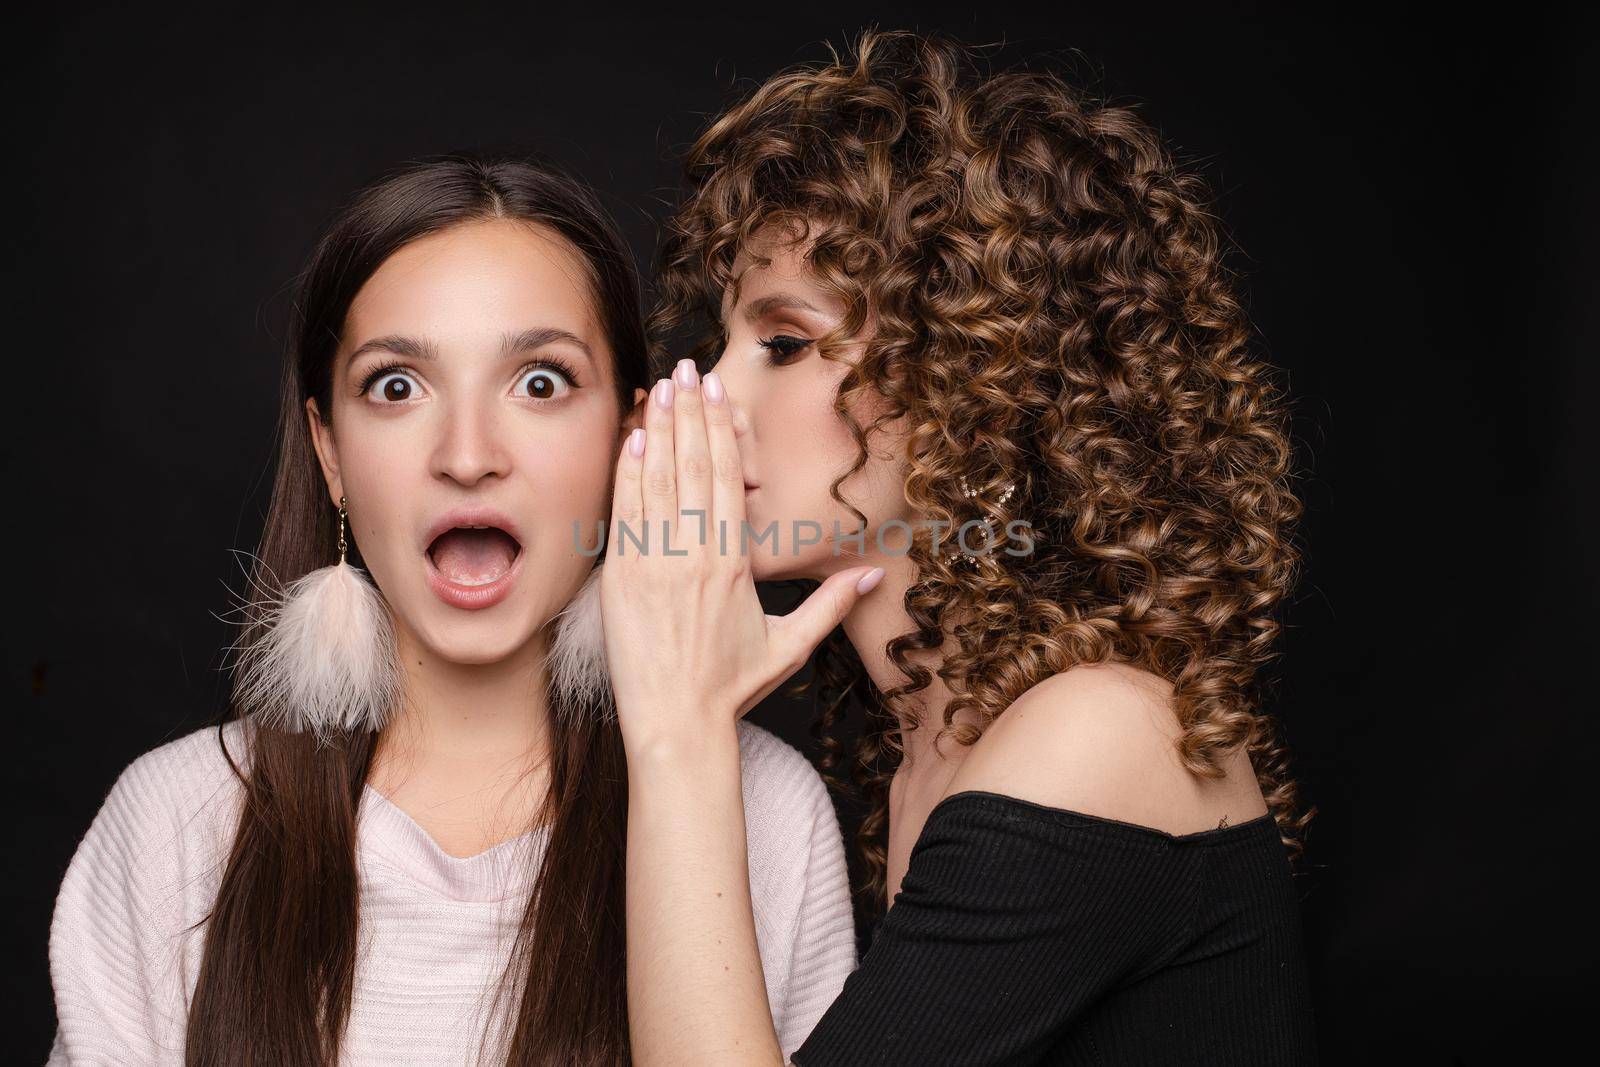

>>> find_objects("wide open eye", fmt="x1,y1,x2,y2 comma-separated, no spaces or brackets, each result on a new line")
516,362,575,401
358,361,424,403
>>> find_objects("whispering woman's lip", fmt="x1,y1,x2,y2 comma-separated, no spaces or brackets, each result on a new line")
424,543,524,610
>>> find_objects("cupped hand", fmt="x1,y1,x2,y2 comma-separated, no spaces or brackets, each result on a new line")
600,358,884,747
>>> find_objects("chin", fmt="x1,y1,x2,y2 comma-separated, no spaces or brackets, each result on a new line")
428,624,533,666
407,600,541,665
749,552,831,584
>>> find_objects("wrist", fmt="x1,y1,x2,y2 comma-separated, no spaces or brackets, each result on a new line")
620,712,742,769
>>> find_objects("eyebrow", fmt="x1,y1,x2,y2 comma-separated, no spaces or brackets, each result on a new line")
347,327,595,367
347,334,438,364
724,292,826,330
503,326,594,362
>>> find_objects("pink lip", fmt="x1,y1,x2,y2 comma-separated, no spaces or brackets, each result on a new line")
425,546,523,610
421,507,525,553
421,506,525,612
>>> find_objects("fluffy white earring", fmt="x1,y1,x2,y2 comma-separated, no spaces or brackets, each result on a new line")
546,563,614,722
233,495,402,743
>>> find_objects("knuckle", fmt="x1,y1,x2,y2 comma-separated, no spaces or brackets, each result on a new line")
646,470,677,497
682,453,709,481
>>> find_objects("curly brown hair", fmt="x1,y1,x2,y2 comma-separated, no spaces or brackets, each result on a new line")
650,28,1313,913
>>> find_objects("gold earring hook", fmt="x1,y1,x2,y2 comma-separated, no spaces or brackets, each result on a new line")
337,495,348,565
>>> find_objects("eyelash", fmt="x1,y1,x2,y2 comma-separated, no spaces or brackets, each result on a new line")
757,334,812,367
354,357,581,400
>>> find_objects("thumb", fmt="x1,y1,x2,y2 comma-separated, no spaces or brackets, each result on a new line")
772,565,886,665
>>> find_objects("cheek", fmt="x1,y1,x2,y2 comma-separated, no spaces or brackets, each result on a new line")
766,367,860,500
518,428,618,550
327,427,426,563
790,375,896,517
328,400,432,487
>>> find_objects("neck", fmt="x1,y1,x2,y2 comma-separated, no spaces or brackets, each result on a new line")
835,551,980,770
373,622,554,803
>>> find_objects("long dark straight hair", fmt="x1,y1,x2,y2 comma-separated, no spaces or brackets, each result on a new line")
186,152,648,1066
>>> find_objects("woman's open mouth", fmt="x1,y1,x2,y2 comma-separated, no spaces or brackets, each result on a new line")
423,519,524,610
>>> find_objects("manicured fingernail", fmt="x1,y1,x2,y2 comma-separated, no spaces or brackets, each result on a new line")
653,378,674,410
627,427,645,457
856,567,885,594
703,371,725,404
674,358,699,390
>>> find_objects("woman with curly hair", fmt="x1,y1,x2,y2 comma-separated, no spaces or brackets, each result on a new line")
603,28,1317,1066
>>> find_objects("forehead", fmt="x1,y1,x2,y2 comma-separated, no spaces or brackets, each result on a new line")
729,224,810,275
346,218,603,347
723,224,840,314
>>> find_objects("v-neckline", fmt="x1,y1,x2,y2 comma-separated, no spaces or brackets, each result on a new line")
358,783,551,903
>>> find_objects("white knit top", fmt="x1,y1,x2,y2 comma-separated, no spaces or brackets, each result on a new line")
45,717,857,1065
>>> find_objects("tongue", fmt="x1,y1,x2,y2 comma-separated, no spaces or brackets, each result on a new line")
430,528,518,586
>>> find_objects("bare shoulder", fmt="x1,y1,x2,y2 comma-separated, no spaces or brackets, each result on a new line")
943,662,1267,836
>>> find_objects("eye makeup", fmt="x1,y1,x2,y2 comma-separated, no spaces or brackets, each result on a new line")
757,334,812,367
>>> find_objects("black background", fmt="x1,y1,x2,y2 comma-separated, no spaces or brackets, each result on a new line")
8,3,1593,1062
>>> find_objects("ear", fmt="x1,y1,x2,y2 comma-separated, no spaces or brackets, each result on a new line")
304,397,344,506
618,387,649,441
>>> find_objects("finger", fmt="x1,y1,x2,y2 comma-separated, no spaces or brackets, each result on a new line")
641,378,677,548
608,424,646,564
771,565,885,669
700,370,746,566
670,358,711,554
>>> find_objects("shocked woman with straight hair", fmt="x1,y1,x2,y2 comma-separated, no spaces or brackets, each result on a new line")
45,151,856,1066
605,30,1318,1065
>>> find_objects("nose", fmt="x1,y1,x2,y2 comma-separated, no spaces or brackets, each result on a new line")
430,396,514,487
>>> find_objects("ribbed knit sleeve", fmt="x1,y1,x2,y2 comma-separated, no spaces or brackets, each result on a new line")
791,790,1316,1066
773,745,857,1058
734,722,859,1061
46,753,194,1066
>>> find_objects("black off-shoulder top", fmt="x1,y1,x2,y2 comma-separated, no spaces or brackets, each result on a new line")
791,790,1317,1065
